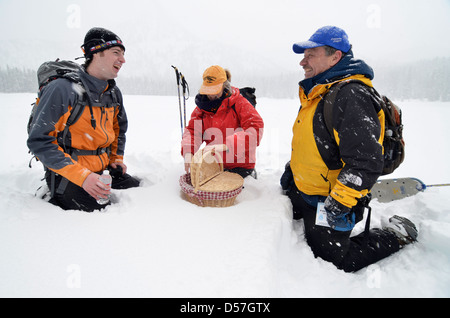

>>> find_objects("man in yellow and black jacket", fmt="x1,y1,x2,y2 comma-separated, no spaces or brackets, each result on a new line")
282,26,417,272
27,28,139,212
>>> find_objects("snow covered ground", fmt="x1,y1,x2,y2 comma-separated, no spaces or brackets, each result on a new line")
1,93,449,298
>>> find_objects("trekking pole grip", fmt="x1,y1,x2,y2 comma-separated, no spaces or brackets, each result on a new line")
171,65,180,85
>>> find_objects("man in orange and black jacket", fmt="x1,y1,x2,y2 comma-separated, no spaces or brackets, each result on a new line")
281,26,417,272
27,27,139,212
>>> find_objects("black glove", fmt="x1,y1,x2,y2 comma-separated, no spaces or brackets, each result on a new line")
108,165,124,179
280,161,294,193
324,196,354,232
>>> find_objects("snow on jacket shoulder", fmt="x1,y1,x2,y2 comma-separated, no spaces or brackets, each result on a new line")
181,87,264,170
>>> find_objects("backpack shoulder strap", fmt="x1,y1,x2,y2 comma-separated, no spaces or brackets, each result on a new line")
67,94,87,126
322,79,368,139
109,87,121,113
60,93,87,152
230,87,257,124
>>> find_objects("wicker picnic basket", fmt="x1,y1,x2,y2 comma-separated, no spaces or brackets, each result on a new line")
179,146,244,207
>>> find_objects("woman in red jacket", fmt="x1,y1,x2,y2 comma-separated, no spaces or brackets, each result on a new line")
181,65,264,178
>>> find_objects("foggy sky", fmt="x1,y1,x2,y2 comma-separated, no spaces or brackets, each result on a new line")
1,0,450,81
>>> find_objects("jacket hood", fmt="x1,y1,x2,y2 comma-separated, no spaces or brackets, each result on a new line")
300,50,374,94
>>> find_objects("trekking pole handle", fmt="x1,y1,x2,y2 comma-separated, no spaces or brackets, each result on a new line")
181,74,186,93
171,65,180,85
181,74,189,97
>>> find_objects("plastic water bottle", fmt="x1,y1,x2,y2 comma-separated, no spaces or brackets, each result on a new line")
97,170,112,205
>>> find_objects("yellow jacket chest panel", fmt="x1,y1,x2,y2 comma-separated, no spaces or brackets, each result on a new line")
291,75,375,206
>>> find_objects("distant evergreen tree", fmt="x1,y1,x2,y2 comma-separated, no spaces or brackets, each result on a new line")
0,66,36,93
374,57,450,102
1,57,449,101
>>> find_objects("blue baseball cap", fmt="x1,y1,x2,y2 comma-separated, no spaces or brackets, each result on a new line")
293,26,351,54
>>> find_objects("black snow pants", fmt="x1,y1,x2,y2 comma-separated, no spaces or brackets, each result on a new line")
288,186,400,273
46,166,140,212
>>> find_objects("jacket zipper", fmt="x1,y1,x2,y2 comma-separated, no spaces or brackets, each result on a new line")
97,105,110,170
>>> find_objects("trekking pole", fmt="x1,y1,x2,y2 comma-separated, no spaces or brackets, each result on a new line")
171,65,184,137
425,183,450,188
180,73,190,129
416,182,450,191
